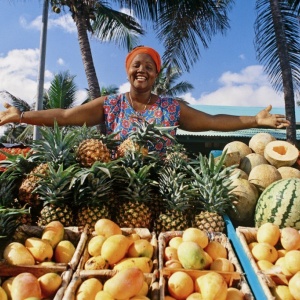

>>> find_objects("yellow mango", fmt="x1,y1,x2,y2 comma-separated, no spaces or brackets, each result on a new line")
54,240,76,264
11,273,42,300
1,276,14,299
25,237,53,262
113,257,153,273
76,278,103,300
0,287,7,300
41,220,64,248
84,255,109,270
38,272,62,298
103,267,144,299
101,234,130,265
4,242,35,265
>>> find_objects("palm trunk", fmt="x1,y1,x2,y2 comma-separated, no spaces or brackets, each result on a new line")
74,14,101,100
269,0,296,144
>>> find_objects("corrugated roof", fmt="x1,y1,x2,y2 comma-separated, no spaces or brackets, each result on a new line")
176,128,300,140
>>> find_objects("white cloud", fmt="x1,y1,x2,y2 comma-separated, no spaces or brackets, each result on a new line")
0,48,53,107
118,82,130,94
20,14,76,33
182,65,284,107
57,58,65,65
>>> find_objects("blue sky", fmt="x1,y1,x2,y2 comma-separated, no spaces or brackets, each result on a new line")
0,0,287,111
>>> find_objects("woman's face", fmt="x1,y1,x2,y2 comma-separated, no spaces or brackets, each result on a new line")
127,53,158,92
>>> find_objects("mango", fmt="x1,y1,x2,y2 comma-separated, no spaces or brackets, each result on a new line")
0,287,7,300
127,239,154,258
4,242,35,265
25,237,53,262
84,255,109,270
177,241,206,270
54,240,76,264
38,272,62,298
113,257,153,273
94,219,122,238
101,234,130,265
76,278,103,300
11,273,42,300
41,220,64,248
1,276,14,300
87,235,106,257
103,267,144,299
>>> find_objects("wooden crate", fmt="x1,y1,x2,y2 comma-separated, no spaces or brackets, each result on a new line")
0,225,88,300
158,230,254,300
236,226,292,300
77,228,158,275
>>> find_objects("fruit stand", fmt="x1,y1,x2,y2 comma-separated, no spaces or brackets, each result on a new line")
0,125,300,299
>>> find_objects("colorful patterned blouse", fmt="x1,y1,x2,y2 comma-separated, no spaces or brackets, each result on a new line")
103,94,180,153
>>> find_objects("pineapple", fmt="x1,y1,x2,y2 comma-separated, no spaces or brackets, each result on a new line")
72,160,117,232
116,120,176,158
188,151,239,233
35,163,78,227
114,163,157,230
153,164,193,234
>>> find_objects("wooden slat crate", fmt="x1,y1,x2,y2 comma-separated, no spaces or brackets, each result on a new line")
158,230,254,300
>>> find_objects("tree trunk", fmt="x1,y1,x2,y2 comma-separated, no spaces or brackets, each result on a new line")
74,14,101,100
269,0,296,144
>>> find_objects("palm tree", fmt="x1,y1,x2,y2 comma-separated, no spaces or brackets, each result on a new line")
254,0,300,144
50,0,144,100
0,71,80,143
153,65,194,101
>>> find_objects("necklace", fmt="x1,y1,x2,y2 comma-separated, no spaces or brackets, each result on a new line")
128,92,152,113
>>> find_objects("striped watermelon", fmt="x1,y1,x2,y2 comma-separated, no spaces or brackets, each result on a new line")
254,178,300,229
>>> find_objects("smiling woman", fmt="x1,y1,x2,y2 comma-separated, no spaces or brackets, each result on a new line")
0,46,290,154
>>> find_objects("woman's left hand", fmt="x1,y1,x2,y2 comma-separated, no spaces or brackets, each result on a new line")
256,105,290,128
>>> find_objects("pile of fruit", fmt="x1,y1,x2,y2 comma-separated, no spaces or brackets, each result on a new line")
237,222,300,300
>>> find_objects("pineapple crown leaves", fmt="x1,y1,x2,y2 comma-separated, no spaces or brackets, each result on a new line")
127,120,177,147
0,151,35,174
154,166,193,212
71,161,116,206
0,175,19,207
33,163,79,206
31,121,79,167
0,206,30,239
187,151,239,214
117,164,157,203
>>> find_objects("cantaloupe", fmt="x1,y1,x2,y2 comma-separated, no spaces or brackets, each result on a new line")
249,132,276,155
227,178,259,227
239,153,268,175
264,140,299,168
277,166,300,179
223,141,252,160
248,164,282,193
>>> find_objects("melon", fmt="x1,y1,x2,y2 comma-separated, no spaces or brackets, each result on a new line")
254,178,300,229
264,140,299,168
223,141,252,160
248,164,282,193
239,153,268,175
227,178,259,227
249,132,276,155
277,166,300,179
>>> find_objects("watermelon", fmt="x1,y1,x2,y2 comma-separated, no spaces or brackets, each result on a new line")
254,178,300,229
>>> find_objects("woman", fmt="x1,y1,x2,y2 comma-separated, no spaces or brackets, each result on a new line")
0,46,290,153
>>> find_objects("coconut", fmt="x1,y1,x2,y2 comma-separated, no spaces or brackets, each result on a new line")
249,132,276,155
227,178,259,227
248,164,282,193
264,140,299,168
277,166,300,179
223,141,252,161
231,168,248,180
239,153,268,175
215,151,241,167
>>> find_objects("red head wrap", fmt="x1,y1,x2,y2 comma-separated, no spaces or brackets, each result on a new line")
125,46,161,73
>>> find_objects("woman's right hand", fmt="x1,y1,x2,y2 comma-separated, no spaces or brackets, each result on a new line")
0,102,22,125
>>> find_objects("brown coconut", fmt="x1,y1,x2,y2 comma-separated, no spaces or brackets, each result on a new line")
277,166,300,179
249,132,276,155
239,153,268,175
264,140,299,168
215,151,241,167
223,141,252,160
248,164,282,193
228,178,259,227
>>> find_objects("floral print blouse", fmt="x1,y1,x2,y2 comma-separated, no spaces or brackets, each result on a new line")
103,94,180,153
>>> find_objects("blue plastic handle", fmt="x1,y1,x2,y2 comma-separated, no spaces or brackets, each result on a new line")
224,215,268,300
